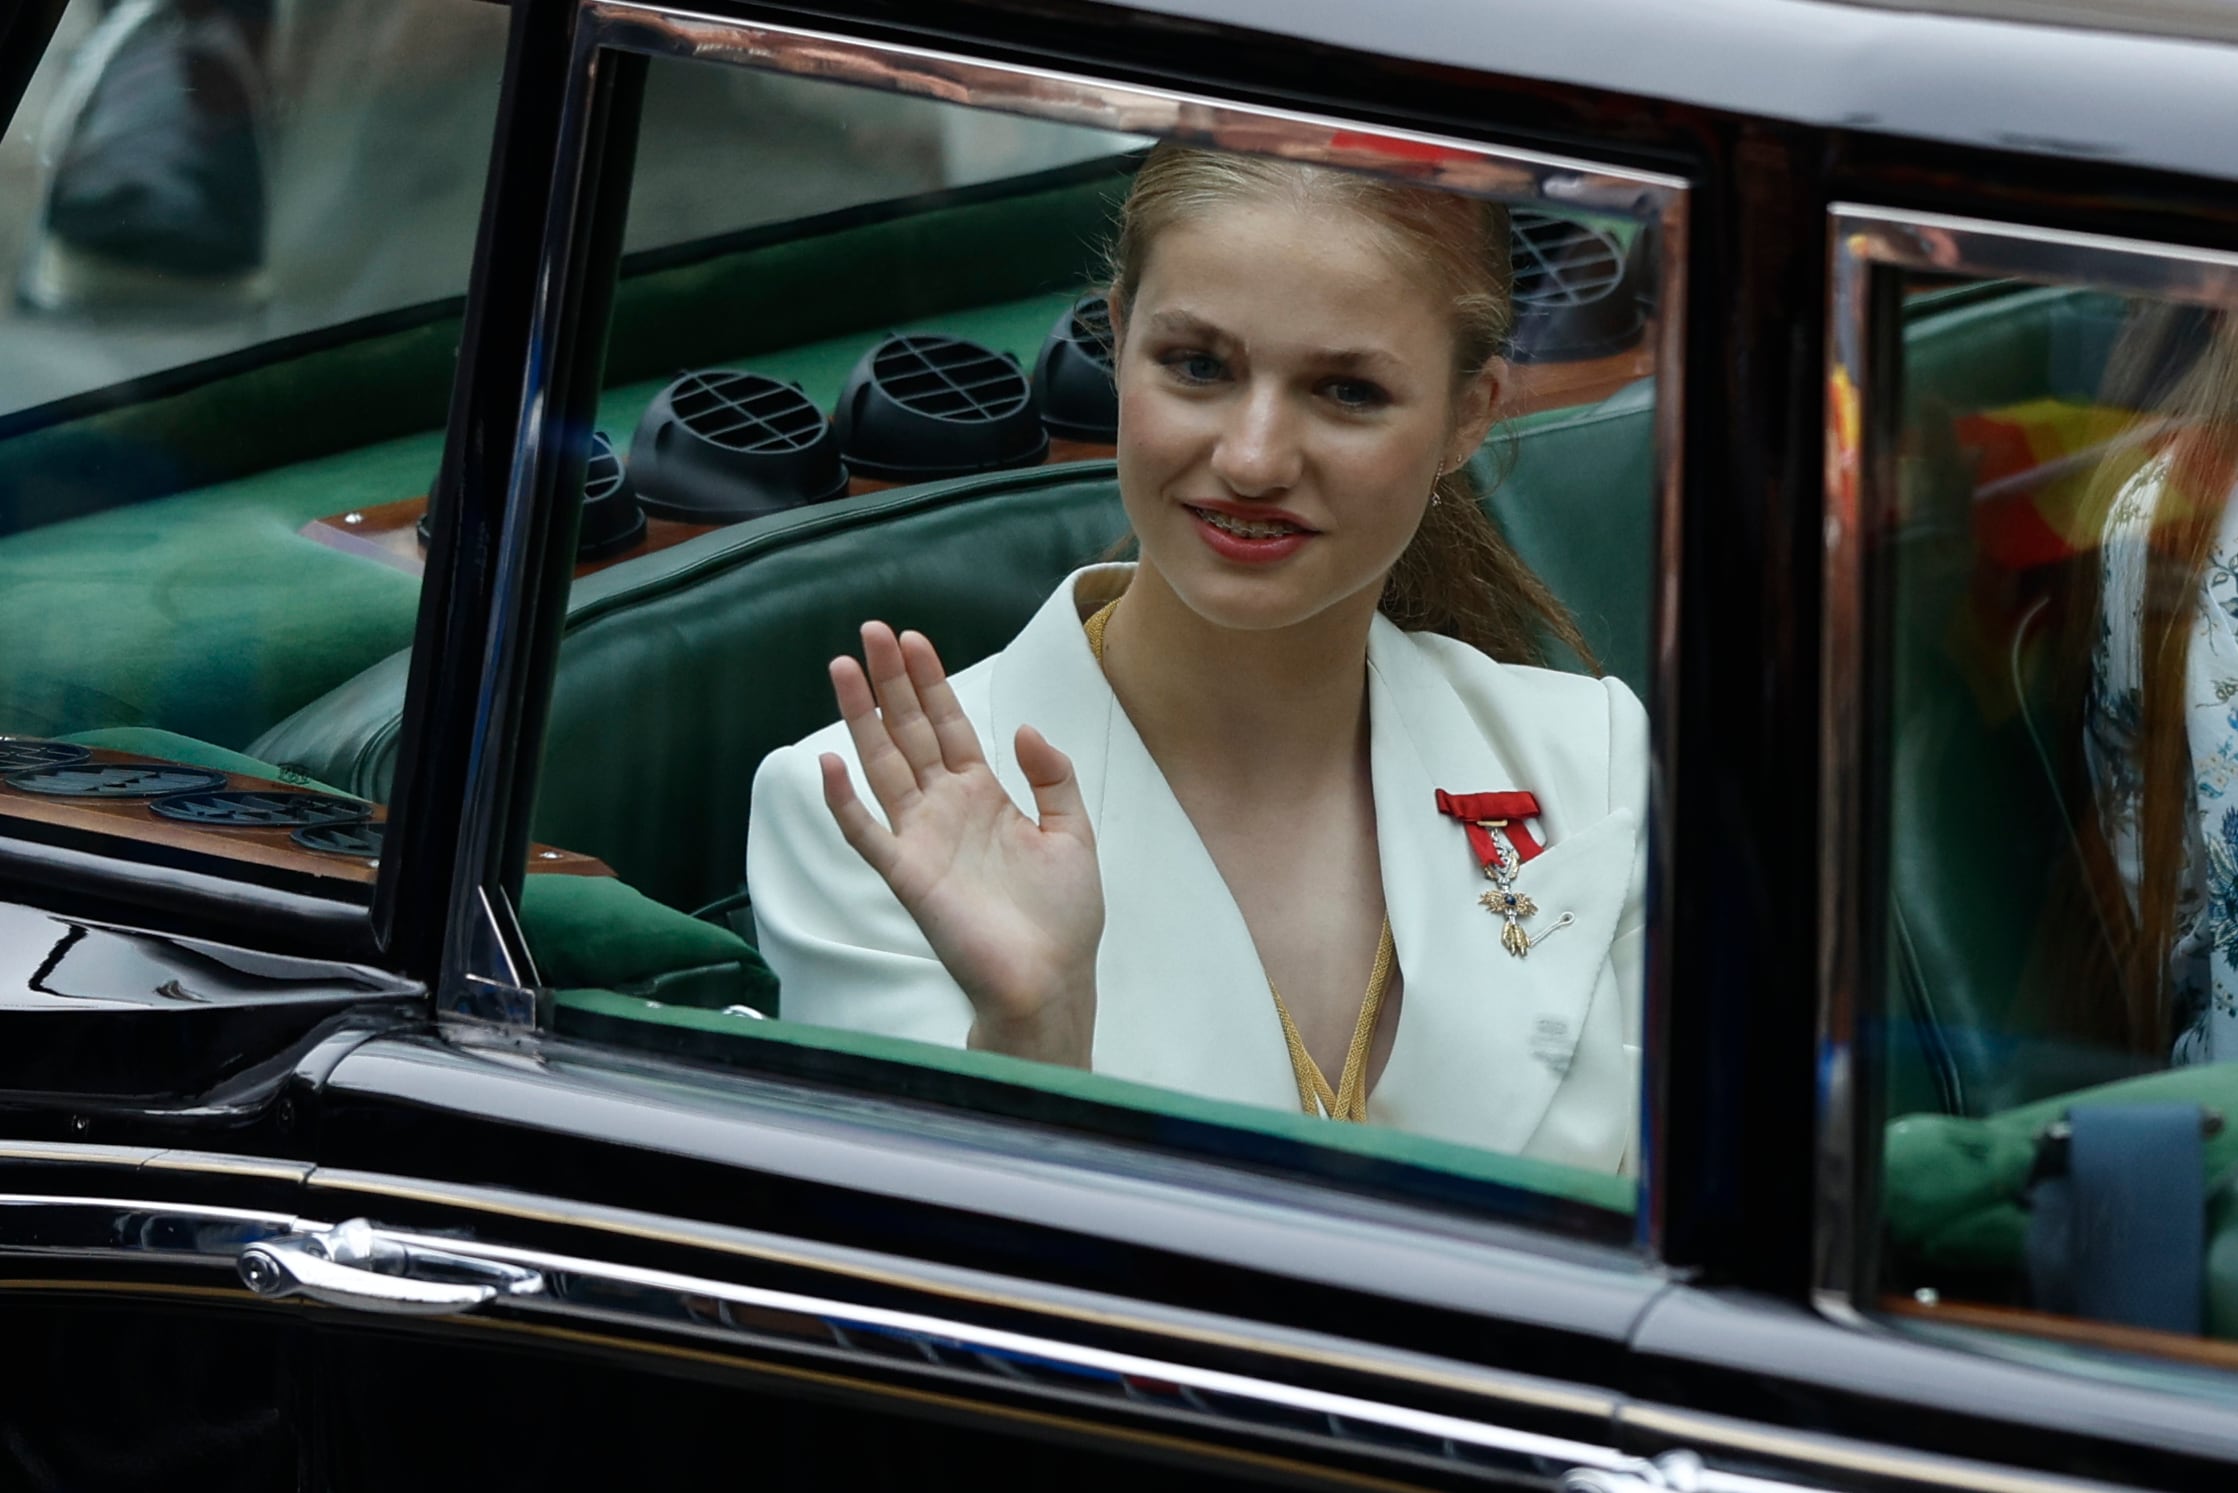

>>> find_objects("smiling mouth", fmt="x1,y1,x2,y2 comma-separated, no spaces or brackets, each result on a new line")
1185,505,1314,540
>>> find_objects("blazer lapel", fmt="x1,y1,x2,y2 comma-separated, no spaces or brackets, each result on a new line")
1364,622,1637,1155
984,567,1298,1109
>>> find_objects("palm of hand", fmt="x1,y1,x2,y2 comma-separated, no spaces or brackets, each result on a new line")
875,757,1104,1024
818,622,1103,1063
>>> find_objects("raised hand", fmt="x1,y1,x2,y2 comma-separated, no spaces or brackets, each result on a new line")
818,622,1103,1067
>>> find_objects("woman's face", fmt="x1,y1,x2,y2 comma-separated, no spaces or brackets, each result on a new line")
1111,196,1498,635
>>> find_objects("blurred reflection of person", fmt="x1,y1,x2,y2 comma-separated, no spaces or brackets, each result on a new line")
2066,308,2238,1065
17,0,273,311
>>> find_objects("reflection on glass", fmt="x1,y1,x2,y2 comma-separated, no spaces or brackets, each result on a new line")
520,59,1664,1208
1877,269,2238,1352
0,0,513,902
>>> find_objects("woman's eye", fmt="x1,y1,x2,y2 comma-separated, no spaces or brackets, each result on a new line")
1324,378,1389,411
1161,351,1225,385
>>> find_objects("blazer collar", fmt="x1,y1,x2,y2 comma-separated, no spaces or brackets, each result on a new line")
985,566,1298,1106
1361,621,1633,1153
981,567,1633,1145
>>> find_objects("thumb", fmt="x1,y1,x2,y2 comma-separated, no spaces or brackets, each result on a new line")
1014,724,1093,844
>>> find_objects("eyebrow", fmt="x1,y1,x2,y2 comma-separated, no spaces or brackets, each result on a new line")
1146,309,1403,374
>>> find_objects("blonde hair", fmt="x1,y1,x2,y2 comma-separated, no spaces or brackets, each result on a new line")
1106,143,1595,670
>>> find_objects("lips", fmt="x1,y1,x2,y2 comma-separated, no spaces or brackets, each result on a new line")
1184,504,1310,540
1182,502,1317,564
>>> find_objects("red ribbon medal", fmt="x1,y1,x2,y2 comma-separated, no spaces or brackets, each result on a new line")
1436,789,1551,958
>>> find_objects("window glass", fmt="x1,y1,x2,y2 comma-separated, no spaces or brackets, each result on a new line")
0,0,506,902
1870,259,2238,1368
499,55,1670,1221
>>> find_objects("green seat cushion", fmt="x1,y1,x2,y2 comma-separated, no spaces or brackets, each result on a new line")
521,875,777,1014
1885,1064,2238,1338
551,986,1633,1217
58,725,348,794
47,728,773,1011
0,438,436,749
1486,380,1654,687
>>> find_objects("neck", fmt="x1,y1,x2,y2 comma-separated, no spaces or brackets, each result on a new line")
1096,562,1379,797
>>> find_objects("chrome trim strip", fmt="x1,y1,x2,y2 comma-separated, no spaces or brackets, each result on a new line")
0,1187,1629,1478
1816,206,2238,1314
1620,1403,2130,1493
1641,187,1689,1260
312,1215,1644,1478
143,1150,312,1183
443,0,1688,1240
0,1143,311,1183
307,1164,1618,1420
0,1142,162,1167
581,1,1685,209
0,1194,313,1270
1817,207,1877,1316
1828,205,2238,303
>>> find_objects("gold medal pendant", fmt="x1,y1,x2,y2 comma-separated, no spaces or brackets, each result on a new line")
1477,835,1539,958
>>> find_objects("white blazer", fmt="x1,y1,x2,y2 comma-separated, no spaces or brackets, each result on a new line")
748,565,1649,1171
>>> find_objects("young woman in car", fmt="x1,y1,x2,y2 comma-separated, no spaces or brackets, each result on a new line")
747,144,1649,1170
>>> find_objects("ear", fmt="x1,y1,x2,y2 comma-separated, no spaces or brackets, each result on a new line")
1446,360,1502,469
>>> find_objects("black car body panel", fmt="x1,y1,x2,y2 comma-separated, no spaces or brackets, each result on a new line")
4,0,2238,1485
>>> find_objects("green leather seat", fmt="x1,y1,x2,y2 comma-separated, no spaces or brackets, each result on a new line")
1883,1063,2238,1339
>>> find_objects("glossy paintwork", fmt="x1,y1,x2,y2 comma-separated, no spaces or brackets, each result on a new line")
1628,1287,2238,1490
314,1033,1666,1388
0,900,419,1104
1019,0,2238,187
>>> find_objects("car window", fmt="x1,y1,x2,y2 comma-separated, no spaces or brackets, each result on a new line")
0,0,508,905
1836,210,2238,1382
396,39,1674,1228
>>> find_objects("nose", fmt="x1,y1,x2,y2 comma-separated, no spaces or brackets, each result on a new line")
1208,384,1302,497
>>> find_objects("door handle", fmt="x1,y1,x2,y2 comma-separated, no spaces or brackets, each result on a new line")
1568,1452,1807,1493
237,1217,545,1317
1566,1464,1669,1493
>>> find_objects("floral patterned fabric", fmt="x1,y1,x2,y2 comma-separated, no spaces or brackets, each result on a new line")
2088,457,2238,1064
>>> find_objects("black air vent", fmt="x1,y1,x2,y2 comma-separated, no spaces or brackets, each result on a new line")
421,429,646,560
0,738,90,773
150,790,372,827
1507,211,1645,364
631,370,848,523
837,333,1048,482
873,335,1032,424
6,765,228,798
1033,295,1119,443
294,821,384,859
576,430,647,559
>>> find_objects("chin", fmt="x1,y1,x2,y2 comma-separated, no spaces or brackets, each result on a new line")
1155,552,1377,636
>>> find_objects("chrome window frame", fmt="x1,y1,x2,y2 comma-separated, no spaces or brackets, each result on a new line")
1817,204,2238,1313
444,1,1690,1246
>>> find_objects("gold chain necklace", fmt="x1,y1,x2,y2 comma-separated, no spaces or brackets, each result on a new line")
1083,598,1391,1121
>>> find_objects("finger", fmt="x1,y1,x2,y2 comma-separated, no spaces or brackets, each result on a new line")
818,752,898,877
900,630,985,770
830,655,919,813
861,621,946,777
1015,725,1094,845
